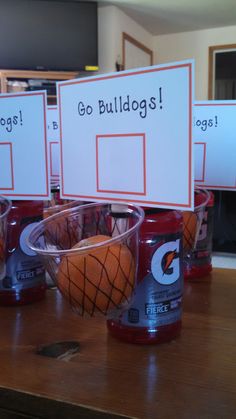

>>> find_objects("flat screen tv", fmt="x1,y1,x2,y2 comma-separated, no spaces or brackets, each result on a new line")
0,0,98,72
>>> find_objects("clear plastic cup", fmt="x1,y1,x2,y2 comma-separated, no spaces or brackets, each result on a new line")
43,199,84,218
28,202,144,317
182,187,210,268
0,196,12,280
43,183,85,218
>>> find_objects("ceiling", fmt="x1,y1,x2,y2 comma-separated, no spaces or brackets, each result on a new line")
97,0,236,35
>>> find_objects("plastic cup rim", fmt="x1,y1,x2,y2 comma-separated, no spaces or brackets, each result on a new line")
44,199,78,214
0,195,12,219
194,186,210,212
27,202,145,257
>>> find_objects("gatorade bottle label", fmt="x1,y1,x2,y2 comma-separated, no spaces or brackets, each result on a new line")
1,209,45,292
112,233,183,328
191,205,214,267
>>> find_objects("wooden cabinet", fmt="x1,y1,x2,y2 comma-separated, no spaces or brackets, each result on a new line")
0,69,78,104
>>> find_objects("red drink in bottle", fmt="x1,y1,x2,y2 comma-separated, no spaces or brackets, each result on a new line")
0,200,47,305
184,191,214,280
107,208,183,344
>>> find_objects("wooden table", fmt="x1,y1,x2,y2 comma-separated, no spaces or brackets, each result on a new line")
0,268,235,418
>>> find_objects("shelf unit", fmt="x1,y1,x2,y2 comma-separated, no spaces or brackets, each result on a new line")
0,69,78,104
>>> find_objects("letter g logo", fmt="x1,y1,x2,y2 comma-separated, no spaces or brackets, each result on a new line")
151,239,180,285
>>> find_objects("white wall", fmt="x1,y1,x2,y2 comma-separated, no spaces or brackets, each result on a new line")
98,7,236,99
153,25,236,100
98,5,153,74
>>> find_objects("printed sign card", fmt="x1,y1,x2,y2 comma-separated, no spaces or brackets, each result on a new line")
58,61,194,210
0,91,50,199
194,101,236,190
47,105,60,181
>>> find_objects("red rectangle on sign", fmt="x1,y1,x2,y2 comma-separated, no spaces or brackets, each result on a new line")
0,142,14,190
50,141,60,178
194,142,206,182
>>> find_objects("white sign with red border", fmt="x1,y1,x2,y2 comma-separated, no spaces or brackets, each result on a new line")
47,105,60,181
58,61,194,210
194,101,236,190
0,91,50,199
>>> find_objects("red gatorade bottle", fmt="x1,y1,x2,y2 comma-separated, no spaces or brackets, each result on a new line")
107,208,183,344
0,201,47,305
184,191,214,280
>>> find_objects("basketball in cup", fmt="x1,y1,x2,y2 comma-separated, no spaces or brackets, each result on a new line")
28,203,144,316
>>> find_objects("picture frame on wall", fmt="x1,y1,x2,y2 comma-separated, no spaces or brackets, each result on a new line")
208,43,236,99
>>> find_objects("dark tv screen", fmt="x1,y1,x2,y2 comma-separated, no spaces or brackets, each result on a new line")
0,0,98,71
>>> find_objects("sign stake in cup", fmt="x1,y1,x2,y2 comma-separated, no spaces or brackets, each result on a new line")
0,196,12,280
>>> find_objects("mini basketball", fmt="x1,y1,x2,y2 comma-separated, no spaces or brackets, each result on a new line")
57,235,135,315
182,211,198,252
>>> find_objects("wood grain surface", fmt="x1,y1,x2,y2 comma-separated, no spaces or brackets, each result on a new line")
0,268,235,418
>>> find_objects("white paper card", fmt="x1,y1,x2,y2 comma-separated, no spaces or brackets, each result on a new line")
47,105,60,141
58,61,194,210
194,101,236,190
0,91,50,199
47,105,60,181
